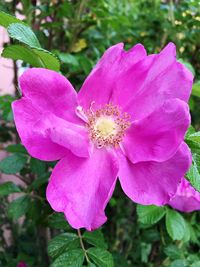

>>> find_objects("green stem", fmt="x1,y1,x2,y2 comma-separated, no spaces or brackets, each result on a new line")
77,229,90,263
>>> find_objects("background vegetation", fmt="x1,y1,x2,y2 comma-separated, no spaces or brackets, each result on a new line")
1,0,200,266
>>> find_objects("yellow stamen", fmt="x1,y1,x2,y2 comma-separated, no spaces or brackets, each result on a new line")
85,103,131,148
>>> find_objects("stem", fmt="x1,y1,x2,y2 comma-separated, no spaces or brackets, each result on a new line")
77,229,90,263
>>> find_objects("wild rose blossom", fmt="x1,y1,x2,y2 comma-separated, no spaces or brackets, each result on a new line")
12,42,193,230
169,177,200,212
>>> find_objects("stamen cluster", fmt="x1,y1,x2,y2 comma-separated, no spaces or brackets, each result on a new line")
86,103,131,148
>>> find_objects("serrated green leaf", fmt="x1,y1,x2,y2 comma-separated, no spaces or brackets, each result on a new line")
8,195,30,219
0,10,24,28
165,209,186,240
137,205,166,225
186,154,200,192
2,44,60,71
87,248,114,267
0,154,27,174
0,182,21,196
50,249,84,267
8,23,41,48
83,230,107,249
48,233,79,258
33,47,60,71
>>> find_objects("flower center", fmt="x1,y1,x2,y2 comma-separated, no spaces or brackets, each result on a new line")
84,103,131,148
95,117,117,138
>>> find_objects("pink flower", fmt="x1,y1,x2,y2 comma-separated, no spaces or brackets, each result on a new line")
169,177,200,212
12,43,193,230
17,262,28,267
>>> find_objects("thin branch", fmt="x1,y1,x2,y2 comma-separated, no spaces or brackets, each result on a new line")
77,229,90,263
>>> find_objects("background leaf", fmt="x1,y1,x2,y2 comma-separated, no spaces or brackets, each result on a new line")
48,233,79,258
83,230,107,249
0,154,27,174
137,205,166,225
0,182,21,196
166,209,186,240
50,249,84,267
87,248,114,267
8,195,31,219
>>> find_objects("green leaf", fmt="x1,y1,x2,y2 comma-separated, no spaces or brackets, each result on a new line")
33,47,60,71
87,248,114,267
48,213,70,230
186,154,200,192
50,249,84,267
141,242,151,263
192,81,200,98
187,131,200,143
0,182,21,196
83,230,107,249
0,154,27,174
0,10,24,28
58,53,79,66
2,44,43,67
48,233,79,258
164,245,183,260
88,263,97,267
191,262,200,267
6,144,27,154
165,209,186,240
137,205,166,225
7,23,41,48
170,259,187,267
2,44,60,71
79,55,93,74
30,158,46,176
8,195,30,219
30,174,49,190
185,126,195,139
182,220,191,243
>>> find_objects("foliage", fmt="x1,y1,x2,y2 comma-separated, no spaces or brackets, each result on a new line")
1,0,200,266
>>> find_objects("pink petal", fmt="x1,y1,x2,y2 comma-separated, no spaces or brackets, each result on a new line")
111,43,193,120
122,99,190,163
33,111,90,158
46,148,119,230
78,43,146,110
169,177,200,212
12,98,69,161
19,68,79,123
118,142,192,205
